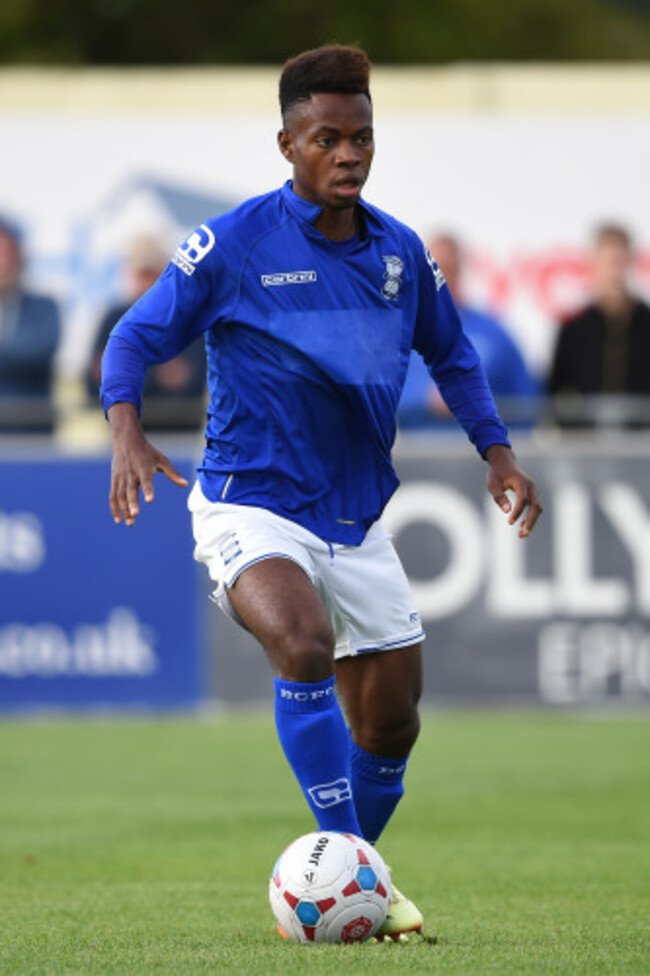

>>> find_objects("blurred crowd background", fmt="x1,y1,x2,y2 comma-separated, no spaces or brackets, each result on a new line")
1,0,649,446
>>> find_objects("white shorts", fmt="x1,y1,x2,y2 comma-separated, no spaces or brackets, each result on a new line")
188,482,425,659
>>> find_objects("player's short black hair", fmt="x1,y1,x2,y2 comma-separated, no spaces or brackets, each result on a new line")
279,44,372,124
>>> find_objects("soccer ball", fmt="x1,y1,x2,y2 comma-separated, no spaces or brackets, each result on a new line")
269,831,391,944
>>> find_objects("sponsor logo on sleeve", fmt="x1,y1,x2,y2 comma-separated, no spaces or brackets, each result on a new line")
172,224,216,276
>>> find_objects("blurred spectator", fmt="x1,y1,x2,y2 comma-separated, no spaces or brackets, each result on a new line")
0,217,60,434
548,224,650,429
86,234,206,430
398,233,539,431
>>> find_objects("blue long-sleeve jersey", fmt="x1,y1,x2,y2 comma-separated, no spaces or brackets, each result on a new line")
101,181,510,544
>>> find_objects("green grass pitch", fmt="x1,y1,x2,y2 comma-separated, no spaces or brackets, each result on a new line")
0,710,648,974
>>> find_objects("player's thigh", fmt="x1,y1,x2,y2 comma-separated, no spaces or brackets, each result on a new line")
190,488,335,679
335,643,423,757
229,557,336,680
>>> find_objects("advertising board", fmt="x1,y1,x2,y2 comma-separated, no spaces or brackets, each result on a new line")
0,453,201,712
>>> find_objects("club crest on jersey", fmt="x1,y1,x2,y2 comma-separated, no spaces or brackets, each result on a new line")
172,224,215,276
381,254,404,301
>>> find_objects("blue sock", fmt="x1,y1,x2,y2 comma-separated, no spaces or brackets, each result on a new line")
274,676,362,835
349,737,408,844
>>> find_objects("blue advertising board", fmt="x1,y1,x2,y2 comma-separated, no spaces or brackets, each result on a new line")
0,453,203,712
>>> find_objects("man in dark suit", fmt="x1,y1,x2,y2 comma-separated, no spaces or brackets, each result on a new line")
0,217,60,433
549,224,650,428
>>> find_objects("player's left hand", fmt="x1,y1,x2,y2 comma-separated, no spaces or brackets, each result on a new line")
484,444,542,539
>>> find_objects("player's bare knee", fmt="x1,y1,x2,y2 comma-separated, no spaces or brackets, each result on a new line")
270,625,336,683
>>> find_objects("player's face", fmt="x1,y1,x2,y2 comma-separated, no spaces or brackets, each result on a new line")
278,93,374,213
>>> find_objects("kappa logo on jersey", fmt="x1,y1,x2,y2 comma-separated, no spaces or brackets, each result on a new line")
425,247,446,291
261,270,317,287
172,224,216,276
308,778,353,809
381,254,404,300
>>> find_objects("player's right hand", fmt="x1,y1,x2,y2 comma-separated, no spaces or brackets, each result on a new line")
107,402,188,526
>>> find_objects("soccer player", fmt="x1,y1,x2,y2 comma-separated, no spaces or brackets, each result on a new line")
101,45,542,940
